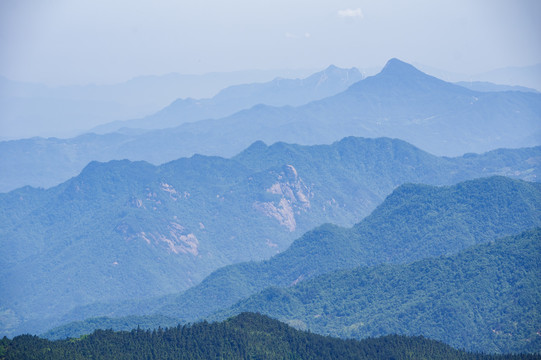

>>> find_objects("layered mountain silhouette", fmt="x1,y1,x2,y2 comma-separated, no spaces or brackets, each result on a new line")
2,58,541,357
128,177,541,321
41,177,541,348
91,65,363,133
0,69,313,139
454,81,538,93
1,59,539,192
1,137,540,337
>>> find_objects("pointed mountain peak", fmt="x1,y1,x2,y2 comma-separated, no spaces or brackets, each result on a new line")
380,58,424,76
325,64,339,71
347,58,470,95
247,140,268,150
306,65,362,84
321,64,361,75
235,140,268,157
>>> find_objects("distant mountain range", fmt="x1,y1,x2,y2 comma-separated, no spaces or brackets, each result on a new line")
90,65,363,134
0,68,314,140
43,177,541,354
455,81,538,93
1,137,540,337
415,62,541,92
472,63,541,92
1,58,539,192
2,58,541,356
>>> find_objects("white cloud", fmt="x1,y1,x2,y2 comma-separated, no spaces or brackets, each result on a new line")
285,32,311,39
337,8,364,19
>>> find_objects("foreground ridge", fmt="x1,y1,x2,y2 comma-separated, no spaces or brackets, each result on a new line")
1,313,539,360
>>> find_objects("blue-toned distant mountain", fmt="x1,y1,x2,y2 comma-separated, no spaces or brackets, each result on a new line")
472,62,541,92
0,66,360,192
415,62,541,92
1,58,540,192
0,69,313,140
91,65,363,134
105,58,541,159
1,137,539,337
455,81,539,93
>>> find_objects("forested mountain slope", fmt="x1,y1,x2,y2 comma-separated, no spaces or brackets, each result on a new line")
221,229,541,354
3,137,538,338
46,176,541,340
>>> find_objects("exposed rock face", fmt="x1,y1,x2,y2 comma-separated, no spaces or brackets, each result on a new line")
117,221,199,256
254,198,296,231
253,165,313,231
160,182,180,200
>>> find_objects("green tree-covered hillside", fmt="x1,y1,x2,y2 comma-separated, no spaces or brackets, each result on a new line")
222,229,541,354
48,176,541,341
3,137,538,337
3,313,540,360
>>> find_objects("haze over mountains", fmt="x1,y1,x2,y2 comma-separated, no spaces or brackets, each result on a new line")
454,81,539,93
0,68,314,140
91,65,363,134
0,65,360,192
1,59,540,192
472,63,541,93
413,62,541,92
2,56,541,356
2,60,539,142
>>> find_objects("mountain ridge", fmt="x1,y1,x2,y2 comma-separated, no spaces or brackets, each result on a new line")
45,176,541,343
1,59,539,192
2,137,540,337
9,313,530,359
218,228,541,354
90,65,363,134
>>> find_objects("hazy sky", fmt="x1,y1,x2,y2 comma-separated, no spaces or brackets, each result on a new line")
1,0,540,85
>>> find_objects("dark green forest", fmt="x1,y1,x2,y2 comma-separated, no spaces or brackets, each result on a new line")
42,315,181,342
2,313,540,360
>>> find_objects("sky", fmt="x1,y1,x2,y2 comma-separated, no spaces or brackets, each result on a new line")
1,0,540,85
